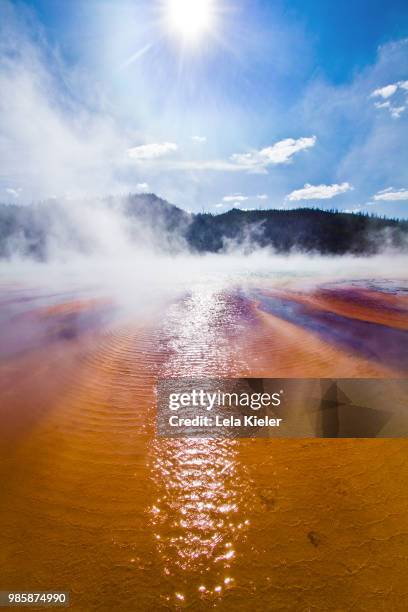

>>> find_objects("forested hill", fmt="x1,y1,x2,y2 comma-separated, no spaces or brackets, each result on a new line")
0,194,406,258
187,207,408,254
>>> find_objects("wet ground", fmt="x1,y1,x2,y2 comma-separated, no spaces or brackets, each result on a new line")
0,276,408,610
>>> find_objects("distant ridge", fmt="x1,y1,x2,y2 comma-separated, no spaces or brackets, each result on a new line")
0,193,407,258
187,207,408,254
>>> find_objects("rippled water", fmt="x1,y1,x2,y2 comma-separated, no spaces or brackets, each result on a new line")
1,272,408,610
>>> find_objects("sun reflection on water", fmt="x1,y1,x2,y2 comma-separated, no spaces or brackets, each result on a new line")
158,284,252,377
149,436,250,603
148,285,253,603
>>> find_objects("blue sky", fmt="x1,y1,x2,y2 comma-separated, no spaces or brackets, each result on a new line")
0,0,407,217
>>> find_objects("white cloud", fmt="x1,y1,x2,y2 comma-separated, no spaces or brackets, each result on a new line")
214,203,225,208
127,137,316,175
286,182,353,201
230,136,316,172
192,136,206,143
344,207,362,214
223,194,248,202
374,101,390,109
390,106,406,119
371,84,398,99
373,188,408,201
221,193,268,205
127,142,178,161
376,187,394,194
371,80,408,118
136,182,150,192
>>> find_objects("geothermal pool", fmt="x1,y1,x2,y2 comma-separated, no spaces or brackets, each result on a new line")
1,266,408,610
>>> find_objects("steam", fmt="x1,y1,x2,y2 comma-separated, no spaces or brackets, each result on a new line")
0,2,135,202
2,241,407,315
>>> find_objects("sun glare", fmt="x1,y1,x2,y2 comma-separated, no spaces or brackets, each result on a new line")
166,0,216,42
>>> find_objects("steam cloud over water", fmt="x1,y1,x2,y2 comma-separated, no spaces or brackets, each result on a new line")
0,190,406,318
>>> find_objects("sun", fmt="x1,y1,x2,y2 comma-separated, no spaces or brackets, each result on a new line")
166,0,216,42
